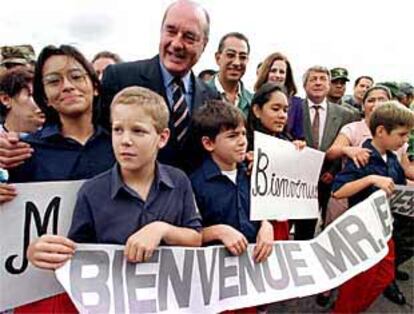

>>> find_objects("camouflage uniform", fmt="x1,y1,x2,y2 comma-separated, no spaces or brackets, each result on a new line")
0,45,36,69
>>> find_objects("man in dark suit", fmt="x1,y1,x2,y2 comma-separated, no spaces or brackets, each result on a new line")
294,65,358,240
99,0,219,171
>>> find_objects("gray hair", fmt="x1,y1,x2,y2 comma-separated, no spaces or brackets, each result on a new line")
162,0,210,40
302,65,330,86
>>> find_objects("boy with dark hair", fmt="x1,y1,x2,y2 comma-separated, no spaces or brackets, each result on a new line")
331,101,414,312
190,100,273,261
0,68,44,134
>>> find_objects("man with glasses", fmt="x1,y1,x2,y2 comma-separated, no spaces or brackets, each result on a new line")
206,32,252,117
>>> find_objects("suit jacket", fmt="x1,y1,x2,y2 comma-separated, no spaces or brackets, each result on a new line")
303,99,359,209
99,55,219,171
302,99,358,152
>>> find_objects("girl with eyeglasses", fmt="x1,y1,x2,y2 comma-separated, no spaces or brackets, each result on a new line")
2,45,115,313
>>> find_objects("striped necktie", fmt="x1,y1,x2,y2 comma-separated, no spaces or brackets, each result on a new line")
171,77,191,143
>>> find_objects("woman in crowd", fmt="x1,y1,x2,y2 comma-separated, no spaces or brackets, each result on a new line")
326,85,413,176
254,52,303,140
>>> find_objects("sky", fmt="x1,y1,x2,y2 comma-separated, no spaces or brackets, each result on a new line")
1,0,412,96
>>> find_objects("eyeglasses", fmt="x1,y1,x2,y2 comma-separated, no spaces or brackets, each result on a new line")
43,69,88,89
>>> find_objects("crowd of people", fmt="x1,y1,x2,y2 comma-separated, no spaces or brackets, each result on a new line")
0,0,413,313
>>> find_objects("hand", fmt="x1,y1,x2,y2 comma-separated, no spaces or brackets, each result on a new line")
292,140,306,151
27,234,76,270
320,171,334,184
245,150,254,176
0,183,17,203
0,132,33,168
254,220,273,262
343,146,371,168
371,175,395,196
124,221,168,263
219,225,248,256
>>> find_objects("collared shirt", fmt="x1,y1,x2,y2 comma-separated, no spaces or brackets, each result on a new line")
159,60,193,111
190,157,259,243
309,98,327,145
343,94,362,112
207,74,252,117
332,139,406,207
9,124,115,183
340,119,407,162
214,74,241,106
68,162,202,244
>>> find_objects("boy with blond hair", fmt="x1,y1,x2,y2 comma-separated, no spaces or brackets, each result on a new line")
26,86,202,312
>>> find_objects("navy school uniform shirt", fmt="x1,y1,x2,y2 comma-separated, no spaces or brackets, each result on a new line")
68,162,202,244
332,139,407,207
9,124,115,182
190,157,260,243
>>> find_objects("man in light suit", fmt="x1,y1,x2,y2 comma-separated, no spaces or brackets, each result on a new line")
100,0,219,171
294,66,358,240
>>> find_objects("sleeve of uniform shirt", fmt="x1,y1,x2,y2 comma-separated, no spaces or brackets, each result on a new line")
180,174,203,232
8,154,35,183
332,158,366,193
67,184,97,243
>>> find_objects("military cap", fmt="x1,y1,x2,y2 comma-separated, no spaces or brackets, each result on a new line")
330,67,349,82
0,45,36,66
377,81,405,99
399,82,414,96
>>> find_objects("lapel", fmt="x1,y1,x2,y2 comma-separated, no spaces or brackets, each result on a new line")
193,74,206,112
139,55,168,100
320,101,341,151
302,99,313,146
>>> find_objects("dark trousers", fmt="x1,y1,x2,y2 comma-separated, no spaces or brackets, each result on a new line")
293,218,318,240
393,214,414,267
293,181,331,240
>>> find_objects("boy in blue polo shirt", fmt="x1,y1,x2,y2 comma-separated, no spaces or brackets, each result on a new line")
331,101,414,313
27,86,202,271
190,100,273,262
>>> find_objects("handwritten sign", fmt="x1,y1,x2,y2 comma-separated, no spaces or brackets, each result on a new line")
0,180,84,311
251,131,325,220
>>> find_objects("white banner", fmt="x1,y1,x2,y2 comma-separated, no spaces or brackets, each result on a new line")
0,180,84,311
250,131,325,220
56,190,392,314
390,185,414,217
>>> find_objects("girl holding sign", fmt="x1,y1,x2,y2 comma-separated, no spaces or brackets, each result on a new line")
246,83,306,241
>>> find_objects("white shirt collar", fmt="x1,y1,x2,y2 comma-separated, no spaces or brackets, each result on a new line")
308,98,327,110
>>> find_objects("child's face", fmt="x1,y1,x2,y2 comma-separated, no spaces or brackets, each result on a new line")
253,91,288,134
111,104,169,173
202,124,247,171
42,55,95,119
380,126,411,152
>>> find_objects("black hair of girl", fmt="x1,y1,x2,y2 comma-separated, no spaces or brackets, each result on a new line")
246,82,290,150
33,45,101,126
